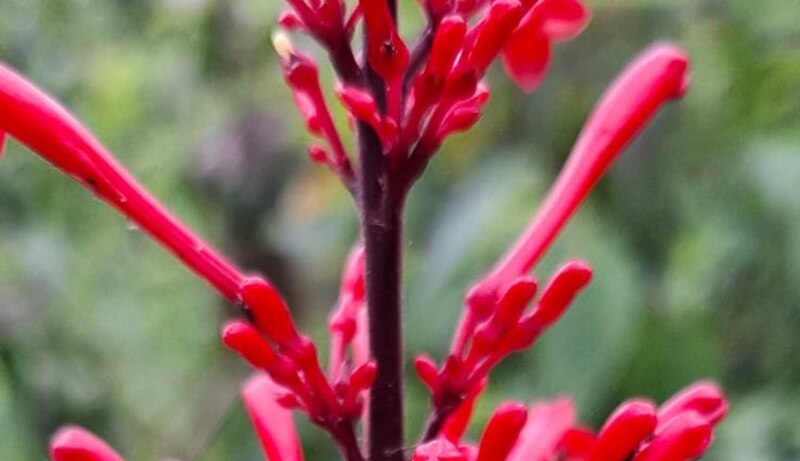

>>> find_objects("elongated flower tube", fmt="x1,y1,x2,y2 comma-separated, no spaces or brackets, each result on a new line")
470,43,691,309
0,61,362,458
243,374,306,461
0,63,247,302
49,426,125,461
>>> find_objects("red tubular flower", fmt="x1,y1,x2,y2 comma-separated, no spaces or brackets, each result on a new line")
360,0,409,117
361,0,408,81
241,277,302,345
277,46,354,182
404,16,467,143
329,245,367,376
471,43,691,306
587,399,658,461
502,0,590,92
49,426,125,461
475,402,528,461
243,374,306,461
336,85,398,150
465,0,523,74
0,63,245,302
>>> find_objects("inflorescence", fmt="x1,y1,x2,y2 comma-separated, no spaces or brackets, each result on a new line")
0,0,728,460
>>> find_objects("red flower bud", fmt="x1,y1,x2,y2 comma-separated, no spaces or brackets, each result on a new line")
427,16,467,81
279,10,306,30
633,412,713,461
657,380,728,427
240,277,298,344
589,399,657,461
476,402,528,461
350,361,378,392
467,0,523,73
502,0,590,92
414,355,440,392
308,145,330,164
558,427,596,459
336,85,398,149
49,426,125,461
361,0,409,80
531,260,592,328
222,320,279,370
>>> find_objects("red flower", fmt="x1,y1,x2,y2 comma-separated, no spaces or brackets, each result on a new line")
502,0,591,92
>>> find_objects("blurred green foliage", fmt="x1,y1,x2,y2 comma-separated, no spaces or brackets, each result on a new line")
0,0,799,460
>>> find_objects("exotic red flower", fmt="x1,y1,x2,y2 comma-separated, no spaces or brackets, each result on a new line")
1,0,728,457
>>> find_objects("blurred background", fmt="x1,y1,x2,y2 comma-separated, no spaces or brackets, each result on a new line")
0,0,799,459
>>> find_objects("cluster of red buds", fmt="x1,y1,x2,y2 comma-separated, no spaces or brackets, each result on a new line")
0,0,731,459
413,381,728,461
274,0,591,191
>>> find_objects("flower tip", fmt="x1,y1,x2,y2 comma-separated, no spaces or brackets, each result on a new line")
640,42,692,99
561,260,593,286
272,31,295,60
220,320,252,348
50,426,124,461
639,412,713,461
494,401,529,426
659,380,729,426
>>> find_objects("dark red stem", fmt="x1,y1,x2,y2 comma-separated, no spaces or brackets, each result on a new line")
359,123,406,461
358,0,406,458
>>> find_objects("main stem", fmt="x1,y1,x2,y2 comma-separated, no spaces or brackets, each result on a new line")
359,125,405,461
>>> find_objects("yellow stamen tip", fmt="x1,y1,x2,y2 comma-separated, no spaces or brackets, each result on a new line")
271,31,294,59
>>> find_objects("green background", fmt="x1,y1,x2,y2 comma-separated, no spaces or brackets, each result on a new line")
0,0,798,459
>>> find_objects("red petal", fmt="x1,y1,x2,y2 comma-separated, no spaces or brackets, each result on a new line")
501,28,551,93
507,397,576,461
539,0,590,41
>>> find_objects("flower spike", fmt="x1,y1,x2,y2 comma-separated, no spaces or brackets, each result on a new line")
472,43,690,304
49,426,125,461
